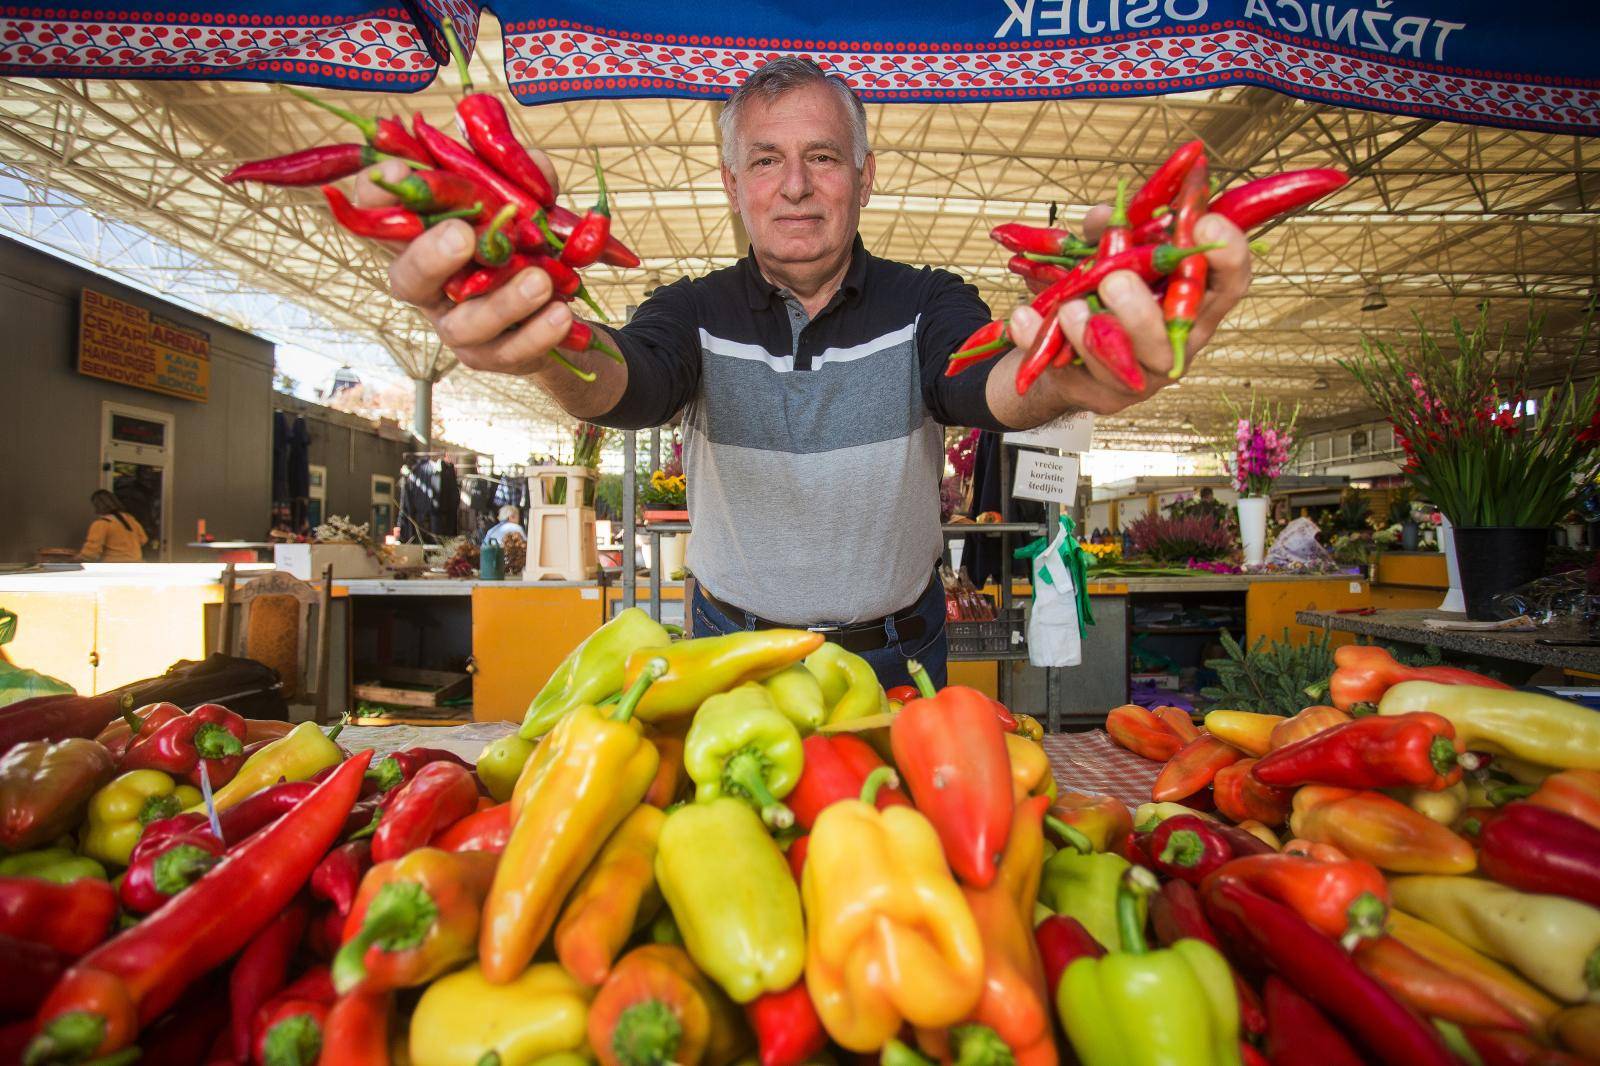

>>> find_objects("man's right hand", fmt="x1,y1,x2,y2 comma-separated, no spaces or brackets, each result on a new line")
356,160,580,376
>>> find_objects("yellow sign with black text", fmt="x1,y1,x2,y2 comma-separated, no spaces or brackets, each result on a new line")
78,288,210,402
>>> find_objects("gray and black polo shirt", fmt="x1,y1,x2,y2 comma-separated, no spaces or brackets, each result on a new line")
600,237,1006,625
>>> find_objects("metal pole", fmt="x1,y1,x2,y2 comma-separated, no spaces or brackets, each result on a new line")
412,377,433,449
623,430,637,609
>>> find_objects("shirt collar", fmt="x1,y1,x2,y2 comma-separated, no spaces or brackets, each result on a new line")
741,235,869,310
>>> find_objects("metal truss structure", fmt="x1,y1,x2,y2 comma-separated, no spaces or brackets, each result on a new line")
2,18,1597,450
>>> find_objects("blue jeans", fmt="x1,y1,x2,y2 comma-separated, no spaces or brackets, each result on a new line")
688,578,948,690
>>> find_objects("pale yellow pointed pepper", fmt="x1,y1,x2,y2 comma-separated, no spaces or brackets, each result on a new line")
186,720,340,813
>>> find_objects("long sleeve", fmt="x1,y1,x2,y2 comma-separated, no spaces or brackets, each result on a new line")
80,518,108,561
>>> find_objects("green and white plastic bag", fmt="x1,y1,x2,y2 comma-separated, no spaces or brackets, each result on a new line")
1016,516,1094,669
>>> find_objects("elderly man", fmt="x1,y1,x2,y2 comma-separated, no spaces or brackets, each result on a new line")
365,57,1249,687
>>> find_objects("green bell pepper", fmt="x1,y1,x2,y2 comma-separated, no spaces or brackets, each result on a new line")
0,846,107,884
1058,867,1241,1066
520,607,673,739
477,733,537,803
1038,843,1139,952
684,684,803,830
761,664,826,735
806,643,888,726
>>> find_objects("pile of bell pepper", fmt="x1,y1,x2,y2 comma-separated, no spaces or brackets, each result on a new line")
1100,641,1600,1063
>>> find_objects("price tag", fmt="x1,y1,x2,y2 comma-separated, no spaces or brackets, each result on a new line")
1012,451,1081,505
1004,411,1095,454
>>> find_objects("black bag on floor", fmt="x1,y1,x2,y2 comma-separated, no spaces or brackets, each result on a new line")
114,653,287,721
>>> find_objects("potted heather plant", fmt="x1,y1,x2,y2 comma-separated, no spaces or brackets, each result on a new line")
1125,511,1235,564
1342,302,1600,618
1220,396,1300,567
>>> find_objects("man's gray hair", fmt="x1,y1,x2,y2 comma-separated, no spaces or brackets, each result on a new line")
718,57,870,169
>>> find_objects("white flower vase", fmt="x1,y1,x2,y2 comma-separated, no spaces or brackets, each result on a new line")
657,533,688,578
1237,496,1269,566
1437,515,1466,614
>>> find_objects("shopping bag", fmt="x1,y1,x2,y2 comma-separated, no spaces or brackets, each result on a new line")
1017,515,1094,669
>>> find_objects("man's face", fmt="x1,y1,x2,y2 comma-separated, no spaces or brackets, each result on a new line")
721,81,874,271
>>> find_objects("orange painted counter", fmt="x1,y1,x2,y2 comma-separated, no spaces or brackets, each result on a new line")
1370,551,1448,611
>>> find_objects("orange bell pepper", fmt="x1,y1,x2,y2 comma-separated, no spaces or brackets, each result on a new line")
1385,911,1559,1032
1049,792,1133,856
554,805,665,987
1212,759,1292,827
1151,733,1243,803
1005,733,1057,803
1106,704,1185,762
1528,769,1600,833
1290,787,1476,875
1203,853,1389,947
644,735,687,809
955,795,1057,1066
1328,644,1508,711
1352,936,1528,1031
588,943,748,1066
1203,711,1278,757
1268,706,1348,750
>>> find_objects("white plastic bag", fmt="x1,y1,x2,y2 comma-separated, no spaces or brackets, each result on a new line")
1028,534,1083,668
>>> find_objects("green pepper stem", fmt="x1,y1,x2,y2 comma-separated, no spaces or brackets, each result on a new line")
439,18,476,95
326,715,348,742
860,766,899,806
951,1024,1018,1066
138,792,182,827
424,203,485,227
723,749,794,830
23,1010,106,1066
1158,828,1204,868
120,707,146,733
262,1013,322,1066
1151,241,1227,274
1428,736,1459,777
476,1054,502,1066
588,333,626,365
882,1039,938,1066
1340,891,1389,951
1433,1020,1486,1066
612,659,665,723
332,880,440,993
590,146,610,217
152,844,219,895
547,350,598,383
1117,866,1159,955
1044,815,1095,855
611,1000,682,1066
1021,251,1081,266
193,722,243,760
1487,783,1535,806
531,209,563,251
907,660,938,700
365,756,405,794
577,282,609,322
285,85,378,140
1108,178,1129,229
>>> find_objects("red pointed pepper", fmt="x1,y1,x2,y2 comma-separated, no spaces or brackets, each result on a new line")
990,223,1093,258
119,826,225,915
251,968,336,1066
1352,935,1529,1032
1127,139,1206,227
1206,168,1348,232
1212,757,1293,826
366,168,493,218
1328,644,1510,711
1148,879,1266,1038
745,982,827,1066
1025,242,1220,326
136,980,231,1066
560,149,613,270
1106,703,1186,762
472,203,521,268
1034,914,1104,999
284,86,431,165
1261,975,1365,1066
1096,179,1132,258
1151,732,1243,802
444,253,531,304
890,662,1014,887
440,19,557,208
320,989,392,1066
1081,296,1146,391
1013,309,1069,397
27,751,370,1064
1204,853,1389,948
1461,1025,1591,1066
0,876,117,957
227,899,310,1062
223,144,382,187
312,841,374,917
1162,152,1209,377
548,202,642,269
119,703,247,788
369,761,479,863
0,933,70,1015
321,186,425,242
785,733,909,830
99,702,185,762
136,780,316,860
1253,711,1469,791
430,802,510,854
1006,254,1072,289
366,748,475,795
1476,801,1600,909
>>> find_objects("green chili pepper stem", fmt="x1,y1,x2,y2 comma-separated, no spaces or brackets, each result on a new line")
1108,178,1129,229
1085,294,1105,315
723,748,794,830
882,1039,938,1066
138,792,181,827
23,1010,106,1066
1248,239,1271,255
193,721,243,760
1487,783,1536,806
366,756,405,794
326,715,348,742
612,659,665,723
950,335,1011,364
1021,251,1082,266
262,1013,322,1066
348,807,381,842
1428,736,1459,777
576,283,609,322
1340,891,1389,952
332,880,441,992
590,146,610,218
951,1024,1017,1066
285,85,379,140
1158,828,1204,868
1433,1020,1485,1066
120,706,146,732
547,350,597,383
907,659,938,700
611,1000,682,1066
1459,816,1482,838
152,844,219,895
532,210,563,251
439,18,476,95
1043,815,1095,855
1117,866,1160,955
588,333,626,365
859,766,899,806
423,203,484,227
1150,241,1226,274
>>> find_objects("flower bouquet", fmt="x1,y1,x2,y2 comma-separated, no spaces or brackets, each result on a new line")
1220,395,1300,565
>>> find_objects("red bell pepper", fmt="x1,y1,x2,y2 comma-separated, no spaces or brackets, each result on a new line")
430,801,510,853
2,691,126,757
96,702,185,761
1105,703,1186,762
0,738,116,851
1148,879,1266,1038
119,826,225,915
1261,975,1365,1066
785,733,908,830
365,747,475,794
228,900,310,1062
1204,853,1389,948
0,875,117,956
369,761,478,862
1212,758,1293,826
0,932,70,1015
312,841,373,917
1140,813,1238,884
745,982,827,1066
1253,711,1470,792
890,663,1015,887
1328,644,1508,711
120,703,247,787
1035,914,1104,999
1476,802,1600,909
320,989,392,1066
1202,878,1455,1066
1151,732,1242,802
251,968,336,1066
27,751,370,1064
1352,935,1529,1032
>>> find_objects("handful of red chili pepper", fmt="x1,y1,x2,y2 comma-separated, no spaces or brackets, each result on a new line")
956,142,1347,394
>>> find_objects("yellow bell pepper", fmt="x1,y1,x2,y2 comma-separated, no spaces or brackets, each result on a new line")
82,769,200,866
1202,710,1278,757
482,660,664,983
1389,875,1600,1002
1385,910,1558,1031
410,962,592,1066
478,734,537,804
1004,733,1057,803
188,720,341,813
1013,714,1045,743
622,631,824,725
806,643,889,726
1379,681,1600,770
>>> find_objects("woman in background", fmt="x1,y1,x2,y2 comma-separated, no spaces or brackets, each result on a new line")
79,490,147,562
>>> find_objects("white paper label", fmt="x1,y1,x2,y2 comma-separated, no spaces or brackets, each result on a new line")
1003,411,1095,454
1013,451,1081,505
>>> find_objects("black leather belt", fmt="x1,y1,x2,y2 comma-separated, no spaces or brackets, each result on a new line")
699,580,932,653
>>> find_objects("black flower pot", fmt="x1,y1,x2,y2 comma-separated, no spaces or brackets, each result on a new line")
1451,526,1549,620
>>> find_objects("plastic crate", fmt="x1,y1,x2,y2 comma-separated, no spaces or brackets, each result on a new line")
947,605,1026,656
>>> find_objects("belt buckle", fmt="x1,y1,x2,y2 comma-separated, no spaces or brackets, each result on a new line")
806,624,842,635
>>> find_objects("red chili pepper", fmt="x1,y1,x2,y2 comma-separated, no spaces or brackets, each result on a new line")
1351,935,1530,1032
119,826,226,915
430,802,510,854
1080,296,1146,391
745,982,828,1066
1126,139,1205,226
1013,310,1068,397
439,19,557,208
28,752,371,1064
1476,802,1600,909
511,214,554,255
989,222,1093,258
532,252,583,299
0,933,69,1015
136,980,231,1066
227,899,310,1063
786,734,909,831
223,144,381,187
1140,813,1237,884
1006,254,1073,289
945,321,1013,377
411,113,541,217
443,254,529,304
1034,914,1104,999
1096,178,1132,258
561,318,624,365
251,968,336,1066
370,761,479,863
1151,732,1243,802
320,989,392,1066
547,202,642,269
559,149,613,270
1202,877,1456,1066
1027,241,1220,321
1261,974,1365,1066
890,662,1014,887
1212,757,1293,827
1162,153,1209,378
322,185,426,242
1252,712,1467,791
1205,852,1389,948
1106,703,1187,762
366,168,493,218
472,203,521,268
1206,168,1348,232
283,86,431,165
1148,878,1266,1037
119,702,247,787
312,840,373,917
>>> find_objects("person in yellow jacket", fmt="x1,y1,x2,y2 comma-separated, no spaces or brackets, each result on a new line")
78,490,147,562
